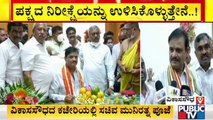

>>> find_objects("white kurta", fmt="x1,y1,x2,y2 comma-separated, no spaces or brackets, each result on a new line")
0,38,23,88
191,59,213,104
80,42,114,91
156,66,202,96
21,37,53,99
69,41,82,74
112,43,121,76
49,69,82,103
46,40,70,74
140,82,157,104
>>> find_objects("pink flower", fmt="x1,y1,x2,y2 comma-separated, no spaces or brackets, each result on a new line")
25,96,33,104
5,93,14,104
33,96,38,104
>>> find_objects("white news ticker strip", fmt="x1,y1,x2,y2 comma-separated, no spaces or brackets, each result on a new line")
0,105,7,119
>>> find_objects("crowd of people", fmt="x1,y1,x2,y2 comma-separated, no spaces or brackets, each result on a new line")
0,22,140,104
1,22,213,105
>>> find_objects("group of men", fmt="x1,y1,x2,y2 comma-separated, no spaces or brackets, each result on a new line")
0,22,140,104
141,27,213,104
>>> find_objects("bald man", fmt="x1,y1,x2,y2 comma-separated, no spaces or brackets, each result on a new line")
80,25,114,94
21,23,53,99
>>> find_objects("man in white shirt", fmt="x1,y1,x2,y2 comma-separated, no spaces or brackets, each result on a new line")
46,26,68,56
156,28,201,99
0,28,8,44
112,23,127,92
66,27,81,49
49,47,84,104
46,26,69,74
191,33,213,104
21,23,53,99
66,27,82,72
0,22,23,88
141,57,157,104
80,25,114,94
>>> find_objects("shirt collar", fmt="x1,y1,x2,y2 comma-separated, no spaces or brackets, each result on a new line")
7,38,23,49
194,59,213,72
32,36,45,46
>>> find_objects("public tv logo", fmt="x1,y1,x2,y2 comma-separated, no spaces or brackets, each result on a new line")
178,96,205,119
196,96,205,105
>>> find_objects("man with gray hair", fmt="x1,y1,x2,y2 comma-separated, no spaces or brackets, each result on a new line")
80,25,114,94
191,33,213,104
21,23,53,99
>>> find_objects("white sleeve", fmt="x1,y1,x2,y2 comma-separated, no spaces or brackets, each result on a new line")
49,73,66,103
79,46,84,71
21,46,35,71
0,46,7,88
191,70,203,95
104,47,114,88
112,45,117,76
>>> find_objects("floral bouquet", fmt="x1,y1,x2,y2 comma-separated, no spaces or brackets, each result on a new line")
0,81,46,105
180,23,196,43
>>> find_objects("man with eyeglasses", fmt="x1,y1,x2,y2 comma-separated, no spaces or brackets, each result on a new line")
117,22,140,94
80,25,114,94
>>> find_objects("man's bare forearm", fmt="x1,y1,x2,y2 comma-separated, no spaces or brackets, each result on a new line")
23,71,35,90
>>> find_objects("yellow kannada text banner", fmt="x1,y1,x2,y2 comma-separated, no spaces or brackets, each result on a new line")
8,105,173,119
205,0,213,22
13,3,201,22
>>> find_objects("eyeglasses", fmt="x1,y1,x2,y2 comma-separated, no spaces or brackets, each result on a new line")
91,32,101,36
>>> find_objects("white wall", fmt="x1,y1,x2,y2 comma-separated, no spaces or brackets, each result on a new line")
62,23,105,43
140,23,212,77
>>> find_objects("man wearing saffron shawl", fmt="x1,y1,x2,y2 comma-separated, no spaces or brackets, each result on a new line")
156,28,202,100
117,23,140,94
49,47,84,104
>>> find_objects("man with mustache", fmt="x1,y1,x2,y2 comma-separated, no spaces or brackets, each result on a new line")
191,33,213,104
157,28,201,97
0,22,23,88
49,47,84,104
80,25,114,94
66,27,82,72
21,23,53,99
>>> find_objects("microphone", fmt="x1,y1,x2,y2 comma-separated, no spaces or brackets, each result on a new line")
180,85,191,96
168,81,180,96
155,80,166,104
171,80,177,87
